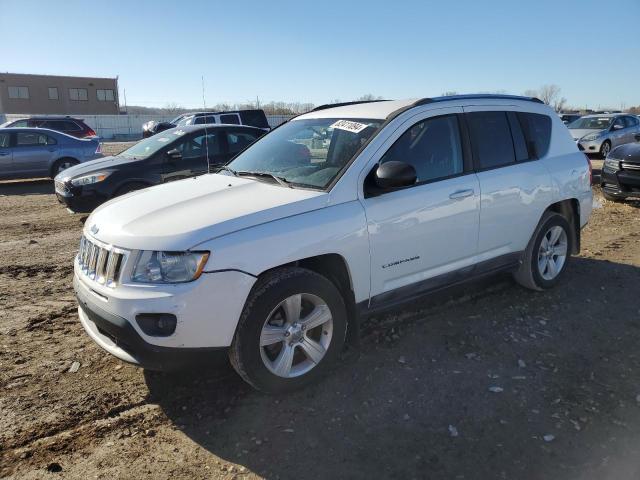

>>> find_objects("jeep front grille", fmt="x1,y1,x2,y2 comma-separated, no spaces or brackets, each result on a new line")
78,235,126,287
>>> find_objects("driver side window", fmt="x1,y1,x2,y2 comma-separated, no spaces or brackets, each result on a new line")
172,132,220,159
380,115,464,184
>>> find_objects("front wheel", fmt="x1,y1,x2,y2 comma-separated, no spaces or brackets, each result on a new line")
600,141,611,159
602,191,625,202
514,212,572,291
229,267,348,393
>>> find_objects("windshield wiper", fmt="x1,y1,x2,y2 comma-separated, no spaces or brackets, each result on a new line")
236,171,293,188
217,165,238,176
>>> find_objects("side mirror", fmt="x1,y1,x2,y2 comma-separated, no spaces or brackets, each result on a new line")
612,124,624,131
374,161,417,189
635,133,640,142
166,148,182,160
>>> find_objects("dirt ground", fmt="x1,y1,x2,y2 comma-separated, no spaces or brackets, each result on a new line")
1,157,640,479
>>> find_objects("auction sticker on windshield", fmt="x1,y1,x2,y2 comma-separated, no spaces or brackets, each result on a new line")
330,120,370,134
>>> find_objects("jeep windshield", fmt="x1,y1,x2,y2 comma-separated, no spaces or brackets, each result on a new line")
226,118,382,189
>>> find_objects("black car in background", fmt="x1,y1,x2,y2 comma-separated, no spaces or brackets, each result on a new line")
142,109,270,138
601,134,640,202
55,124,265,212
1,116,97,138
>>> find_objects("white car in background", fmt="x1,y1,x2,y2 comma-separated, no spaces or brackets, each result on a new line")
73,95,592,393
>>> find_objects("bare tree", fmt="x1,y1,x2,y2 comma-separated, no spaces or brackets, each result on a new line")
356,94,383,101
164,102,183,114
537,85,562,107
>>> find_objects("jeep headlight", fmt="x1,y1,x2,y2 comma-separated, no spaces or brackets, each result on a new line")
581,132,602,142
71,171,112,186
132,251,209,283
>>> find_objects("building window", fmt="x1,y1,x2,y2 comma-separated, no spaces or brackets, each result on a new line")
8,86,29,99
69,88,88,101
48,87,59,100
96,89,115,101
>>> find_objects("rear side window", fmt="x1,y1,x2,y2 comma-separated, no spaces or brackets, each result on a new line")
195,115,217,125
11,120,29,127
220,114,240,125
42,120,81,132
466,112,515,169
239,110,269,129
16,132,56,146
380,114,464,183
517,113,552,158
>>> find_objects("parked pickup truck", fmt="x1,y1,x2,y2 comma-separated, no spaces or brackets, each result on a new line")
72,95,592,393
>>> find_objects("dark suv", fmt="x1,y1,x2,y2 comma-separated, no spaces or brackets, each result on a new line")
54,124,265,212
2,117,97,138
142,109,270,138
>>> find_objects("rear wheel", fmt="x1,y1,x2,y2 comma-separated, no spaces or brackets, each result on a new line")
229,267,348,393
600,140,611,158
51,158,78,177
514,211,572,291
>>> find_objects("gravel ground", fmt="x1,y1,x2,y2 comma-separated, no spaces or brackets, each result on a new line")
1,164,640,479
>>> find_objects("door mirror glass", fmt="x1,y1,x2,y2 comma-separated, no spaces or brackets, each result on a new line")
166,148,182,160
374,161,417,189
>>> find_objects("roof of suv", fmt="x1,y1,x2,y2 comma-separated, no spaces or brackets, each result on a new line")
164,124,263,134
296,95,544,121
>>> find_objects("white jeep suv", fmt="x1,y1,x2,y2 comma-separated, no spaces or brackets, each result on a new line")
74,95,592,392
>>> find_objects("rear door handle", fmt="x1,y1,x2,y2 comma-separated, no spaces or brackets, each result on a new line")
449,189,474,200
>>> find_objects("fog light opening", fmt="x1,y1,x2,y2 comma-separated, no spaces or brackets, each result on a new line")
136,313,177,337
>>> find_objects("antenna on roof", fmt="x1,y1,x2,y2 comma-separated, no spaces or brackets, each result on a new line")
202,75,210,174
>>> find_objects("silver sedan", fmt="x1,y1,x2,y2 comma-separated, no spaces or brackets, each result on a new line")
0,128,102,180
569,114,640,158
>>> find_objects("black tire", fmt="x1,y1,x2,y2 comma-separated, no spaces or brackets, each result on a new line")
229,267,348,393
50,158,79,178
602,191,625,202
114,182,149,197
600,140,611,159
513,211,572,291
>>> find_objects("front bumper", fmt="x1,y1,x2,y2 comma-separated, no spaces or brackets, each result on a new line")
77,285,227,370
601,165,640,198
73,258,256,369
55,181,106,213
576,138,602,154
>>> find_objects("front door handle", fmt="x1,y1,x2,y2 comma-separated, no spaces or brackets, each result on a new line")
449,189,474,200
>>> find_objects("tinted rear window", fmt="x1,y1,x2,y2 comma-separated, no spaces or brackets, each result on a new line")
517,113,552,158
239,110,269,128
466,112,515,169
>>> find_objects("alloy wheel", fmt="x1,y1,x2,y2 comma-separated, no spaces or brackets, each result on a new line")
259,293,333,378
537,225,568,281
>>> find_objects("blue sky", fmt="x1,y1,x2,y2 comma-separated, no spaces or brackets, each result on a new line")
2,0,639,109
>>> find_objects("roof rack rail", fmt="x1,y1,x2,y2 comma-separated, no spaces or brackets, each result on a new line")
311,99,391,112
412,94,544,106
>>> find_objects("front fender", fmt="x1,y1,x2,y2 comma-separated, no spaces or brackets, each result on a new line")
192,201,371,304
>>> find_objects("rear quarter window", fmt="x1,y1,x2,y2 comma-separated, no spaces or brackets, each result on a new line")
517,113,552,159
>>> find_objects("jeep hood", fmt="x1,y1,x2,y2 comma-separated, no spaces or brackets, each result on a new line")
85,173,327,251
